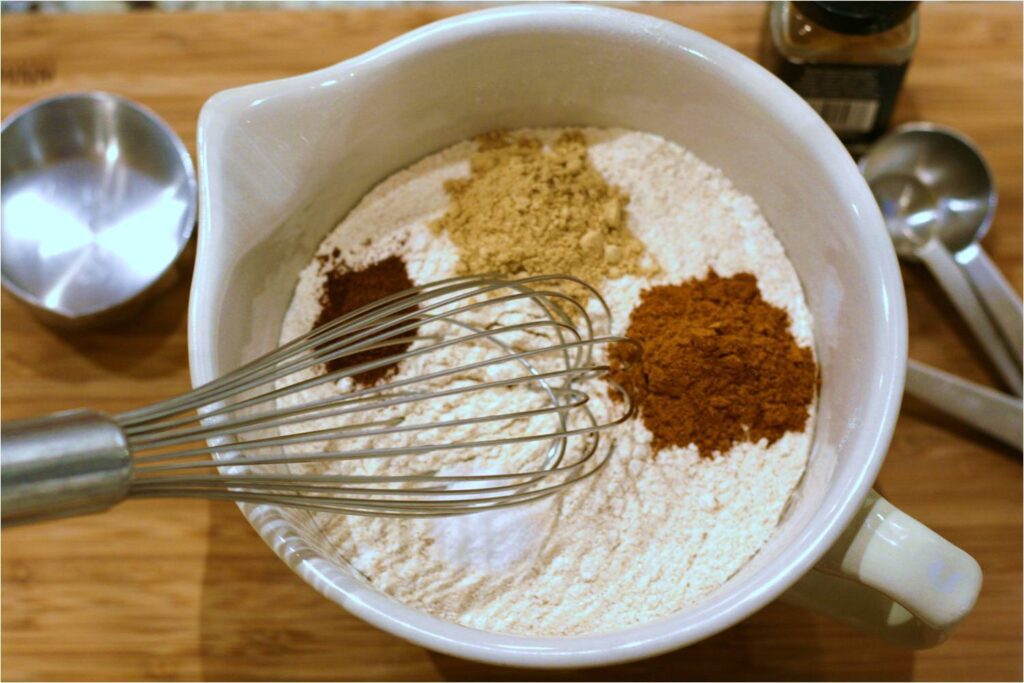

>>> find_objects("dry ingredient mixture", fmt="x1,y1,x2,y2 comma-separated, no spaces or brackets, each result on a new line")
279,128,817,636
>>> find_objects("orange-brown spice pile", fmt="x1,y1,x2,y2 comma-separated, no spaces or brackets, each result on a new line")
611,271,817,457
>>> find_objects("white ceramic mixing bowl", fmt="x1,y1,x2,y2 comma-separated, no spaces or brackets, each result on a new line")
190,4,982,668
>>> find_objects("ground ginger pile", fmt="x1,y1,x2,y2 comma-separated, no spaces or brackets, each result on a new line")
432,130,654,291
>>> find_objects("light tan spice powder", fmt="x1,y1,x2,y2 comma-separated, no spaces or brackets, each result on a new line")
431,130,655,289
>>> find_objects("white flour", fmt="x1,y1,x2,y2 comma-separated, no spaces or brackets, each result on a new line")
278,128,815,636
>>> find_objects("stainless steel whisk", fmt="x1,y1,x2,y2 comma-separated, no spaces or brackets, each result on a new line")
2,274,639,525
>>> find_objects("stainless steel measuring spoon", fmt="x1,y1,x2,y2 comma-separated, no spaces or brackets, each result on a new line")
861,123,1023,395
907,360,1022,451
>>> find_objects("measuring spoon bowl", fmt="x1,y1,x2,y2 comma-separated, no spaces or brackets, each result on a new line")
860,122,995,257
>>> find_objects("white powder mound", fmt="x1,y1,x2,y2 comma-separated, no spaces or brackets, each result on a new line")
277,128,816,636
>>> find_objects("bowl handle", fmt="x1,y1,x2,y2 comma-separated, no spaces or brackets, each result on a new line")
780,489,982,649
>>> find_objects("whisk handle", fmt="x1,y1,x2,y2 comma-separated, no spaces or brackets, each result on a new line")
1,410,131,526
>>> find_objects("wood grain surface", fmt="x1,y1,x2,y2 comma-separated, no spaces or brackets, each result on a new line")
2,3,1021,681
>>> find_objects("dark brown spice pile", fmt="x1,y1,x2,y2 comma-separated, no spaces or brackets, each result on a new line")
313,255,416,386
610,271,817,457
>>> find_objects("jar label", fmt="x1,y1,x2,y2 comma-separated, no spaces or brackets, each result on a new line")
774,61,910,142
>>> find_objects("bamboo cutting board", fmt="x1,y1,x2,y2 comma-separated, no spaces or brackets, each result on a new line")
2,3,1021,681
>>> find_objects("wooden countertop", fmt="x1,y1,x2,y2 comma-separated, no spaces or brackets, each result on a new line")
2,3,1020,680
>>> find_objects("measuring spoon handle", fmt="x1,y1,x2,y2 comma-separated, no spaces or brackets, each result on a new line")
917,239,1023,396
906,359,1022,451
956,244,1024,362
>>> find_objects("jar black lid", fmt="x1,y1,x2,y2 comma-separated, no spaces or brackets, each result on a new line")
793,1,920,35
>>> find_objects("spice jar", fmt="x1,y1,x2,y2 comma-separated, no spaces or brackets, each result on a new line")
762,1,920,150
